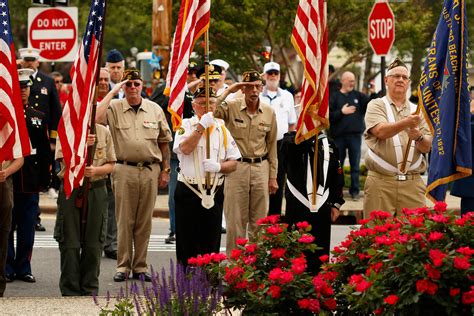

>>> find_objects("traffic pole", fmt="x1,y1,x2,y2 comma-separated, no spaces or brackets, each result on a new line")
381,56,385,95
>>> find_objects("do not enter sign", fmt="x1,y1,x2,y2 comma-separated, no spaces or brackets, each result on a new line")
368,1,395,56
28,7,78,62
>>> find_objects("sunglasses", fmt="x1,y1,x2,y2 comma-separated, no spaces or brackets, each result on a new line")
55,80,63,84
266,70,279,76
125,81,141,87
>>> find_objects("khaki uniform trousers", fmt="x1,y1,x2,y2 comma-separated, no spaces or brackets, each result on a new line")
0,178,13,297
112,163,159,274
224,160,269,255
363,172,426,218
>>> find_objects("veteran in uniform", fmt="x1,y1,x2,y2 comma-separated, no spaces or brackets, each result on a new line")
173,88,241,265
97,69,172,282
215,70,278,255
363,58,432,218
19,47,62,231
6,69,51,284
54,124,116,296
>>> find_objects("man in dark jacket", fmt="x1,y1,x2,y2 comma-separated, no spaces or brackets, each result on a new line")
329,71,369,201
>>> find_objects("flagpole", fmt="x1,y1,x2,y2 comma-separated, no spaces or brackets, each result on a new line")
312,136,318,207
400,103,421,174
79,0,108,243
204,29,211,190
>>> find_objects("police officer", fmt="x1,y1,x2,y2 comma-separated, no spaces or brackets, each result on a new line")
364,58,432,217
215,70,278,255
173,87,241,265
54,124,116,296
281,131,344,273
19,47,62,231
97,69,172,282
6,69,51,284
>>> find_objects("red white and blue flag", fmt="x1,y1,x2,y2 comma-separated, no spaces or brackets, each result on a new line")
291,0,328,144
0,0,31,163
166,0,210,130
57,0,105,197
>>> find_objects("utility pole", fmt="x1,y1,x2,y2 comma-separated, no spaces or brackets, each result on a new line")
152,0,172,79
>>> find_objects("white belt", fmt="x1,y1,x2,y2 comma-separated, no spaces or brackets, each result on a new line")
178,173,224,186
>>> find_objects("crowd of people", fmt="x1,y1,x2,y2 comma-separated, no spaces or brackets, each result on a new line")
1,46,473,299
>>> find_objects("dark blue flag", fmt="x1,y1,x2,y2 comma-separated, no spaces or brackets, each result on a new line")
419,0,472,202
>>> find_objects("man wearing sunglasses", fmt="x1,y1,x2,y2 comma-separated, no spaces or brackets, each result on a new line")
215,70,278,255
96,69,172,282
260,62,297,216
363,58,432,218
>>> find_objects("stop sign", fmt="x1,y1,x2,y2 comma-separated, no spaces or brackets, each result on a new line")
28,7,78,62
368,1,395,56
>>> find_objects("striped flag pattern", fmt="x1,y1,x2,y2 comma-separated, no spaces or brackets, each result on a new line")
166,0,210,130
291,0,329,144
57,0,105,197
0,0,30,163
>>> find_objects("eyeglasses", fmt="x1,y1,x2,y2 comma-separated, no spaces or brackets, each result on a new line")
387,74,410,81
125,81,141,88
55,80,62,84
266,70,279,76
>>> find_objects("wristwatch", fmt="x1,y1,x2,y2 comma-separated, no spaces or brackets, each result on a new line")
162,167,171,173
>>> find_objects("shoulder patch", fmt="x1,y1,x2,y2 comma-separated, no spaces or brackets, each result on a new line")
177,127,185,135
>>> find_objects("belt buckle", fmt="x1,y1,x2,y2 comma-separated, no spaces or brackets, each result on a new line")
397,174,407,181
137,162,144,170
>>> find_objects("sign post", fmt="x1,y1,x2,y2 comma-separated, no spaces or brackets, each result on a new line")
368,0,395,95
28,7,78,62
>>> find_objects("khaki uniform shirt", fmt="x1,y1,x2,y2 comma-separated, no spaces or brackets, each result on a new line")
56,124,117,182
107,98,172,162
215,97,278,178
364,96,431,175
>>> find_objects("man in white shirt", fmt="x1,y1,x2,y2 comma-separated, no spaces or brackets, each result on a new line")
260,62,297,216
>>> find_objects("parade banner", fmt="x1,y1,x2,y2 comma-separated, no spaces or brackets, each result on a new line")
57,0,105,197
0,0,31,163
166,0,210,130
291,0,328,144
419,0,472,202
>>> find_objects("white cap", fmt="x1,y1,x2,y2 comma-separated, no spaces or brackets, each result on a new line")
210,59,229,71
19,48,41,61
263,62,280,73
18,68,34,86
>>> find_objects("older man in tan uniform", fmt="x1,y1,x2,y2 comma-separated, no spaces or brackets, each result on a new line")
364,58,432,218
97,69,172,282
215,70,278,255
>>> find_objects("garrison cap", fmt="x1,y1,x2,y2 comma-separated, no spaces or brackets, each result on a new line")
18,68,34,87
188,61,199,72
196,64,222,80
388,57,408,71
106,49,124,63
193,87,217,99
242,70,263,83
122,68,142,81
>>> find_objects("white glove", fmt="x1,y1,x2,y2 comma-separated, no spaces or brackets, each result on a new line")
202,159,221,173
199,112,214,129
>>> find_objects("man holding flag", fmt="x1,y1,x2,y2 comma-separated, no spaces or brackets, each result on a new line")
0,0,30,296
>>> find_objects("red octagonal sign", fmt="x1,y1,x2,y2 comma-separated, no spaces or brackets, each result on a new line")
368,1,395,56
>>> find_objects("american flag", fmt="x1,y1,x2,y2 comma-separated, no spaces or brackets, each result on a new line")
57,0,105,197
0,0,30,163
166,0,210,130
291,0,328,144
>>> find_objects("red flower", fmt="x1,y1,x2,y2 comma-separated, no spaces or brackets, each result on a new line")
271,248,286,259
266,224,283,235
278,271,294,285
340,239,352,248
320,270,338,282
453,256,471,270
358,219,370,225
313,275,334,296
224,266,244,284
235,238,248,246
374,307,384,315
245,243,257,253
269,268,283,281
355,280,372,292
349,274,364,285
433,201,447,212
298,234,315,243
408,216,425,227
428,231,444,242
267,285,281,298
230,249,243,260
429,249,446,267
296,221,310,230
333,246,345,253
234,280,248,289
210,252,226,262
319,254,329,262
291,256,307,274
457,246,474,257
450,288,460,297
384,294,399,305
430,214,449,223
323,298,337,310
243,255,257,265
257,215,280,225
462,288,474,305
369,210,392,220
298,298,321,313
416,279,438,295
424,264,441,280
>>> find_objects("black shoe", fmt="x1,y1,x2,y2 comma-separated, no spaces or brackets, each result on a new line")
104,250,117,260
5,273,14,283
35,223,46,232
221,227,226,234
164,233,175,244
351,193,360,201
113,272,128,282
133,272,152,282
17,274,36,283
